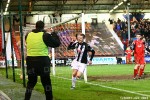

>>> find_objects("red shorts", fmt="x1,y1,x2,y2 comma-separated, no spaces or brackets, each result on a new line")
134,56,145,64
126,56,131,60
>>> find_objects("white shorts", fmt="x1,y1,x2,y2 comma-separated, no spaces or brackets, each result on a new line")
71,59,87,73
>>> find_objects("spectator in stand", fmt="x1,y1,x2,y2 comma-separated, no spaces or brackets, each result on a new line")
113,19,150,52
121,21,126,30
121,28,128,51
116,23,121,31
121,28,128,41
135,28,140,34
131,22,135,30
125,21,128,27
131,29,136,39
148,27,150,38
117,18,121,24
140,26,145,36
146,45,150,55
144,28,149,38
113,21,117,32
134,21,139,29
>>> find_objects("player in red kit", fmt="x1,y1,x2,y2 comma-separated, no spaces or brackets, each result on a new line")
132,33,145,80
125,46,133,64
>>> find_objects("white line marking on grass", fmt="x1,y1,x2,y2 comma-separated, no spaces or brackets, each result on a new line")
137,91,150,93
0,90,11,100
54,76,150,97
15,70,150,97
86,82,150,97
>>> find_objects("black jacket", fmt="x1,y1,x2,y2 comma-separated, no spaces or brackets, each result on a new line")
25,29,60,48
25,29,60,58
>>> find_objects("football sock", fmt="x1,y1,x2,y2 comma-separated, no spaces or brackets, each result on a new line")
137,66,140,75
139,68,144,77
72,76,76,87
134,69,138,77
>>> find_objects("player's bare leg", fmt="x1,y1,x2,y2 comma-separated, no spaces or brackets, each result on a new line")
129,58,132,64
126,59,129,64
142,62,146,75
76,71,82,79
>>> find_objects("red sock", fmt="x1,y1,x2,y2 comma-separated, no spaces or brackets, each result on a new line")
134,69,138,77
139,68,144,77
142,68,144,74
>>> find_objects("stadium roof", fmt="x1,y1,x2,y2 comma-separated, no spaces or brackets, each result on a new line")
1,0,150,14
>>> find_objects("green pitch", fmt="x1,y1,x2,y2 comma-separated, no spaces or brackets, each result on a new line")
0,64,150,100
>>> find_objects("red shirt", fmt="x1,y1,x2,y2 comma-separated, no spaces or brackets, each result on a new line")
133,40,145,57
125,49,132,58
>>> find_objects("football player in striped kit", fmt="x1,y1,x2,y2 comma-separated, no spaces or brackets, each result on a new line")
68,33,95,89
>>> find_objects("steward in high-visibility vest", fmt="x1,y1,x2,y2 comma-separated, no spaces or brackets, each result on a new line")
26,32,48,56
24,21,60,100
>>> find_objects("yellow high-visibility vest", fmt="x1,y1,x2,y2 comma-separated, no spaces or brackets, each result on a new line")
26,32,48,56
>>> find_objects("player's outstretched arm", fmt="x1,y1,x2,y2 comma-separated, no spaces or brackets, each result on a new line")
87,45,95,64
67,41,77,50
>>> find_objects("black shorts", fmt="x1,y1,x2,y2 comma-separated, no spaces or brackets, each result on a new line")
26,56,51,76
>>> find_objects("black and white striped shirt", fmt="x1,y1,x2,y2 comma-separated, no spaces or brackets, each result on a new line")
68,42,95,64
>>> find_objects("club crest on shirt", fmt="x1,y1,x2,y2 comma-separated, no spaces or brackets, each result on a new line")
137,44,142,47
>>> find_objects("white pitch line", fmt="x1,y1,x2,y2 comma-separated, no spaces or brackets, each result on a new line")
0,90,11,100
54,76,150,98
137,91,150,93
15,71,150,97
86,82,150,97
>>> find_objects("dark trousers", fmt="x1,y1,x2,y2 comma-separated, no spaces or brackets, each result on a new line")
24,56,53,100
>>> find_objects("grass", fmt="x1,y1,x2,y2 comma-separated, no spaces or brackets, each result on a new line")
0,64,150,100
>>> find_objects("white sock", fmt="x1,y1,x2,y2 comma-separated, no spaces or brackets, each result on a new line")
72,76,76,87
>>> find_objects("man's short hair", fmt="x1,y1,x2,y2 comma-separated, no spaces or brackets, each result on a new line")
136,32,142,36
36,21,44,30
76,33,85,39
